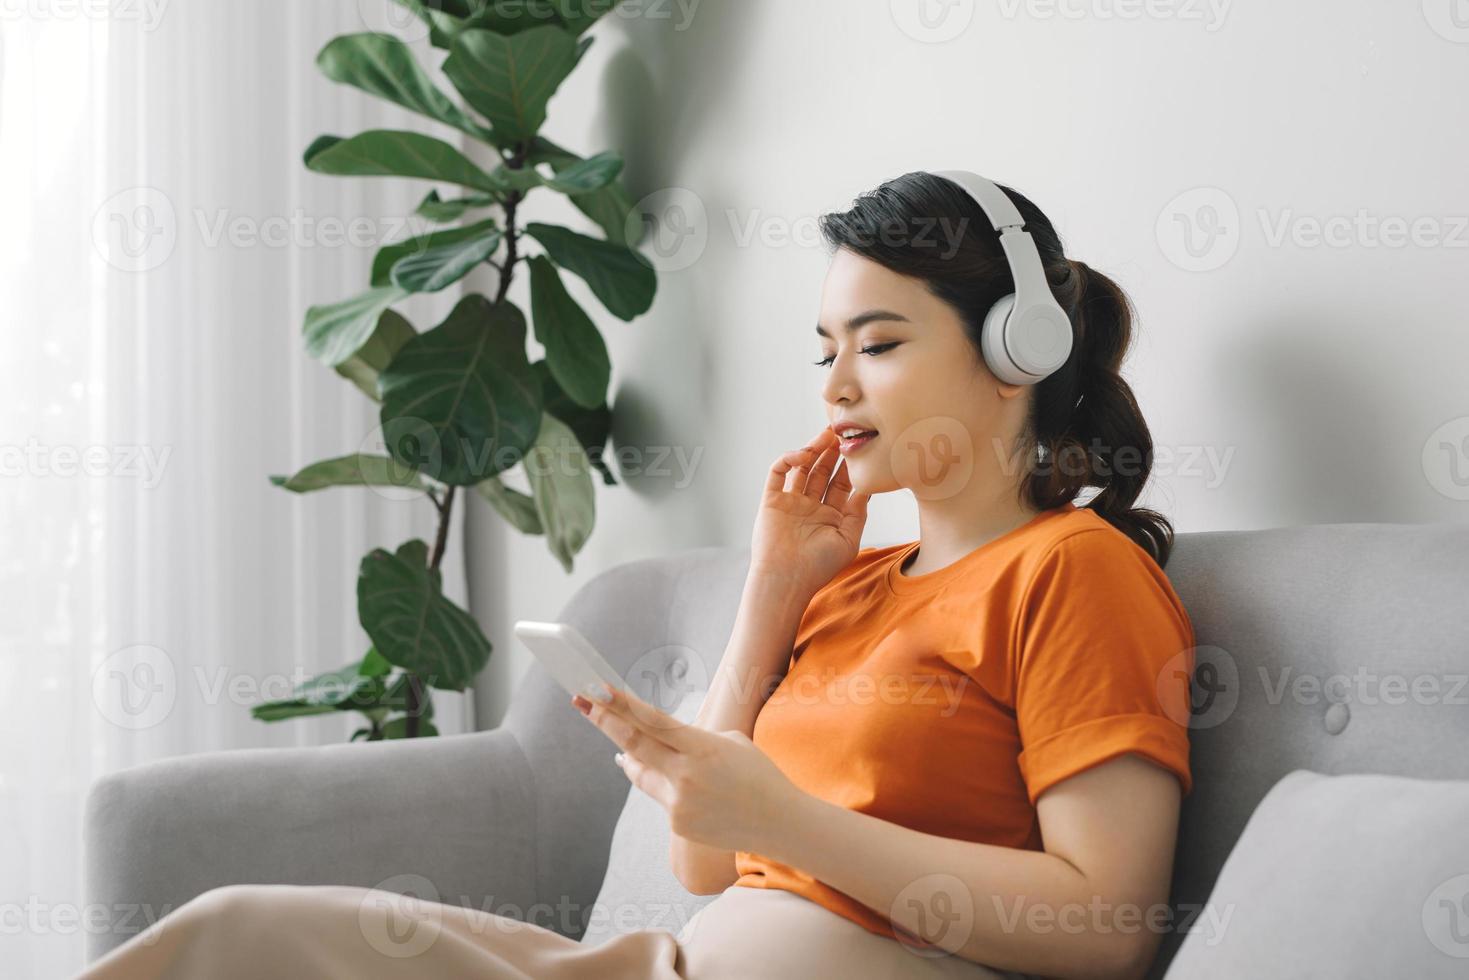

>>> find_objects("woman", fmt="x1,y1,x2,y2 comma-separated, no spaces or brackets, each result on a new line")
75,171,1195,980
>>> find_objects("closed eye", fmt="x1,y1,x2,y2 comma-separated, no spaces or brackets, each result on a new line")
813,342,899,368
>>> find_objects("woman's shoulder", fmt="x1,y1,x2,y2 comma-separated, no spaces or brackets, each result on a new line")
1026,503,1156,566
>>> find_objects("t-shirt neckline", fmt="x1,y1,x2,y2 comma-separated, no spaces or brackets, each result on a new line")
885,501,1076,597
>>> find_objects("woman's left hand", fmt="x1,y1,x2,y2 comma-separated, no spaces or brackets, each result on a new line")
572,683,804,856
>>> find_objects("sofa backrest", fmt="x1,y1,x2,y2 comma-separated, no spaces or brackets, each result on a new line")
1148,521,1469,976
501,524,1469,975
499,544,749,939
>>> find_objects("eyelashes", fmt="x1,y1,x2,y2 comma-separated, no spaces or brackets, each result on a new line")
813,342,899,368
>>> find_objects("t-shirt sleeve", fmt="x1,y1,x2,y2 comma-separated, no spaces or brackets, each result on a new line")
1013,529,1195,806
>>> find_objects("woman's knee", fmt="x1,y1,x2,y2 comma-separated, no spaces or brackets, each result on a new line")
168,883,283,938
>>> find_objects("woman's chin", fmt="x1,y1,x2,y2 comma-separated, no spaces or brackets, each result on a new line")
840,467,887,497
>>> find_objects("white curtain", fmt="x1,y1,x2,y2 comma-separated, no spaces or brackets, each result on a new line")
0,4,479,975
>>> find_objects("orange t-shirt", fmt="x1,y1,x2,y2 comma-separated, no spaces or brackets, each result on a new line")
731,500,1196,945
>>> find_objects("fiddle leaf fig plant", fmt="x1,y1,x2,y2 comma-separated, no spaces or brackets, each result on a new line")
254,0,653,740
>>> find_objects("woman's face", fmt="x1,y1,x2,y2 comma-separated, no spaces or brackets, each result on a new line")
816,248,1029,501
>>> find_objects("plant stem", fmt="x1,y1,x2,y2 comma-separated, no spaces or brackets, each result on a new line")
405,673,424,739
429,485,456,573
494,141,527,305
403,142,530,742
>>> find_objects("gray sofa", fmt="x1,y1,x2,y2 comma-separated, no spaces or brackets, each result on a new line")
84,523,1469,976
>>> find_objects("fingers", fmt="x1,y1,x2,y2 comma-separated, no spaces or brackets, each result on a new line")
826,458,871,518
579,684,697,752
765,427,839,496
765,447,814,494
576,693,683,768
823,455,852,509
615,750,675,807
799,436,842,500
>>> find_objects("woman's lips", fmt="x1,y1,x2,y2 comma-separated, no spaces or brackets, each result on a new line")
837,431,878,453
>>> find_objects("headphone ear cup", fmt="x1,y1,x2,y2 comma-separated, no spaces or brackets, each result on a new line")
980,293,1024,385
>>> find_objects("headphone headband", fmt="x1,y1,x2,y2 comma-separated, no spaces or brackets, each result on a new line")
930,170,1073,385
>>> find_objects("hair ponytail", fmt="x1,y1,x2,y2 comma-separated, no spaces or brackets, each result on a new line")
1030,258,1175,566
817,171,1177,568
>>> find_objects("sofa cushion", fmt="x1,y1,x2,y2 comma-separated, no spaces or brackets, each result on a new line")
1163,768,1469,978
579,695,719,946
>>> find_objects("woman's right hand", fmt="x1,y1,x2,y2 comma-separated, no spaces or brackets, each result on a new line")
748,425,872,600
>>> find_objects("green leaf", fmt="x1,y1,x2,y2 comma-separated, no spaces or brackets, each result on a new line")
304,130,508,196
357,539,493,691
531,360,616,485
390,223,505,295
539,150,622,195
334,309,416,401
417,189,496,222
382,716,440,739
527,255,610,410
524,411,595,573
524,221,655,321
474,474,544,534
487,164,546,192
315,33,493,141
370,219,500,288
294,662,387,706
527,137,638,247
391,0,567,48
252,701,342,722
250,658,389,722
360,648,392,677
378,295,544,485
304,285,409,367
269,453,431,494
443,26,579,145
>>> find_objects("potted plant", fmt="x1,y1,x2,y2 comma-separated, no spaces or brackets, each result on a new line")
255,0,653,740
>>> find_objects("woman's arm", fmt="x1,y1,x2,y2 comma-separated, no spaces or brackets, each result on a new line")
668,569,811,894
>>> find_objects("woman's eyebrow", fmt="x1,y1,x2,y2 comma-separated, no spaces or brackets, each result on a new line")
814,309,911,338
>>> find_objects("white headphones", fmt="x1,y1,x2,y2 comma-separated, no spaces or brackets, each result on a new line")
930,170,1074,386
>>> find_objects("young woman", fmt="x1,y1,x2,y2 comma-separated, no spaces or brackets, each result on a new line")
75,171,1194,980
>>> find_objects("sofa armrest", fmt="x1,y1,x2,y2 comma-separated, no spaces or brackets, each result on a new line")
83,728,537,963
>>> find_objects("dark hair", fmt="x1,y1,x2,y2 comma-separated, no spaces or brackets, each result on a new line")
817,170,1176,567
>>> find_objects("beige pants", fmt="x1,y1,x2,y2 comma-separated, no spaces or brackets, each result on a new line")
76,882,1022,980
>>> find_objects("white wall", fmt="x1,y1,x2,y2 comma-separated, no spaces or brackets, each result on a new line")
469,0,1469,728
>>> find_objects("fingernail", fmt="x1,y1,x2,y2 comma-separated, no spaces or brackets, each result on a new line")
581,680,612,703
572,695,591,715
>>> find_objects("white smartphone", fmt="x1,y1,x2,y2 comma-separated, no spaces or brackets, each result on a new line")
513,620,629,701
